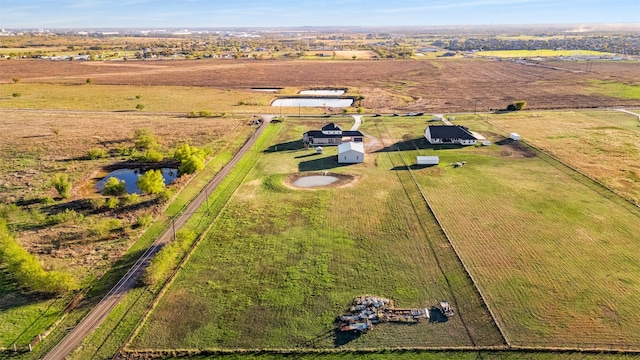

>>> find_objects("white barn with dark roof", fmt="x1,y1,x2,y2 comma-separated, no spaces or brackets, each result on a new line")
425,125,478,146
338,142,365,164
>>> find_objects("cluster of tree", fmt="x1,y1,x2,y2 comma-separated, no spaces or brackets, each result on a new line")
505,100,527,112
142,229,196,286
174,143,206,175
0,220,78,295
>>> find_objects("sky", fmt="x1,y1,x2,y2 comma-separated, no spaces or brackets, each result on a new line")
0,0,638,29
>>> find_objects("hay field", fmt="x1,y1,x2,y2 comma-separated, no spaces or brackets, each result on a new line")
129,118,503,351
485,110,640,205
398,117,640,348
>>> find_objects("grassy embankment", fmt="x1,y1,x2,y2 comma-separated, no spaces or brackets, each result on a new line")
129,116,502,352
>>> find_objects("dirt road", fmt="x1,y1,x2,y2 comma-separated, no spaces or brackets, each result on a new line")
43,116,272,360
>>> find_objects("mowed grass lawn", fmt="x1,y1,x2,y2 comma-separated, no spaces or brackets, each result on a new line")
398,116,640,347
130,117,502,351
486,110,640,205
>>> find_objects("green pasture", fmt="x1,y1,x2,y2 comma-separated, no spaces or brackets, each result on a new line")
132,113,640,352
130,116,502,351
409,116,640,347
588,80,640,100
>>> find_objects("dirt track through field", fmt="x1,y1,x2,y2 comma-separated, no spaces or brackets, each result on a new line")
43,116,271,360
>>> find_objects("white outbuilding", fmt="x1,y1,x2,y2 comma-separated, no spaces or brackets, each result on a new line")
338,141,365,164
509,133,521,141
417,156,439,166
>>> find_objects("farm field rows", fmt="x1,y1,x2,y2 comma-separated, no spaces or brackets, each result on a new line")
129,117,503,351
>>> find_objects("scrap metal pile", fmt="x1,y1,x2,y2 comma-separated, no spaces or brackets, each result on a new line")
338,296,441,333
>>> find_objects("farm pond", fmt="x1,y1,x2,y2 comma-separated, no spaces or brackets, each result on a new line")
95,168,178,194
293,175,339,188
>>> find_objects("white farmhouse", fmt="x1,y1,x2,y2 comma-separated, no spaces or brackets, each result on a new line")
338,142,365,164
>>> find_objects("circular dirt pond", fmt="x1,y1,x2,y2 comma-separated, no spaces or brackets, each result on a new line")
293,175,339,188
286,173,357,189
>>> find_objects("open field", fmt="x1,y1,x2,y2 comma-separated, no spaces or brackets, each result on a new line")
2,58,640,113
128,113,640,355
0,109,252,348
371,116,640,348
484,109,640,205
129,117,503,351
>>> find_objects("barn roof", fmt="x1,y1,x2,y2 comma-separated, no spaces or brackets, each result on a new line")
304,130,364,138
427,125,476,140
322,123,342,132
338,141,365,154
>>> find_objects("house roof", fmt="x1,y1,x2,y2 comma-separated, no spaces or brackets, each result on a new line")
304,130,364,138
322,123,342,132
427,125,476,140
338,141,365,154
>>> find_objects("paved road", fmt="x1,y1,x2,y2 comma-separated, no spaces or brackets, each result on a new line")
613,108,640,123
44,116,272,360
350,115,362,131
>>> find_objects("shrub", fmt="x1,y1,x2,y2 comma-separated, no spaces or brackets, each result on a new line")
137,169,165,195
12,92,21,98
515,100,527,111
142,229,196,286
86,78,93,84
179,155,205,175
46,209,83,226
136,213,153,228
157,188,175,203
12,78,19,83
90,197,106,210
102,177,126,196
357,107,364,114
106,197,120,209
137,149,163,163
121,193,140,207
87,147,107,159
134,128,158,150
90,218,123,239
135,94,141,99
0,220,77,294
135,103,145,111
51,174,72,199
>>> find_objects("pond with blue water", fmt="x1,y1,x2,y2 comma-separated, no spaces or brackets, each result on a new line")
96,168,178,194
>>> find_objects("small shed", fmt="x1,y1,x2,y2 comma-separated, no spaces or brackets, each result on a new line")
417,156,439,166
316,146,323,154
338,142,365,164
510,133,521,141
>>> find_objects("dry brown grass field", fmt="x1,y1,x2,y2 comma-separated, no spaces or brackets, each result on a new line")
0,110,248,275
1,58,639,113
485,110,640,205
